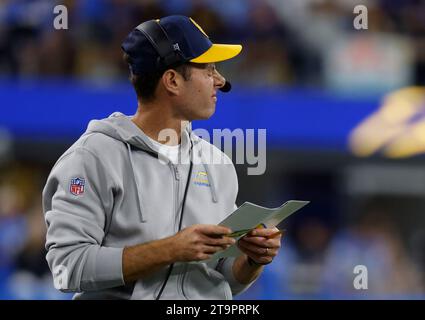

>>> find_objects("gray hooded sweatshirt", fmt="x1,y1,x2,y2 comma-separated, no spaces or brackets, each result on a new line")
43,112,254,299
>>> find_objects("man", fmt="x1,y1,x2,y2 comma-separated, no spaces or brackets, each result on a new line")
43,15,282,300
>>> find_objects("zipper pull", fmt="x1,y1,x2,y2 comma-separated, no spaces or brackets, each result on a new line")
173,165,180,180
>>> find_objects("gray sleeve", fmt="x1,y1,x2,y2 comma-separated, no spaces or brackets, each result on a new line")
215,257,255,296
43,147,124,293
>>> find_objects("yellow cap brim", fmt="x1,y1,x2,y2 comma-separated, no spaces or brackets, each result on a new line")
190,44,242,63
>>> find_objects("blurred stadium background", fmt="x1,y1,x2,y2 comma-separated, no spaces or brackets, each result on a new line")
0,0,425,299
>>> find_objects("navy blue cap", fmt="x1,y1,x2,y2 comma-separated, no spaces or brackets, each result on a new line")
121,15,242,75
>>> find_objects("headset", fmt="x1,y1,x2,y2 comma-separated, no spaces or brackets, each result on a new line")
136,20,232,92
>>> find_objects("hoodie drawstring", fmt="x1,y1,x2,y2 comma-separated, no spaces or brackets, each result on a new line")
126,143,147,223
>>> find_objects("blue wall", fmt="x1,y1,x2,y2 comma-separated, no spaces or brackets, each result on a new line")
0,79,380,151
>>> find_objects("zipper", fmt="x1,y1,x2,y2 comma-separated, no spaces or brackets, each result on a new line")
170,163,180,231
154,165,179,300
173,164,180,180
170,163,189,299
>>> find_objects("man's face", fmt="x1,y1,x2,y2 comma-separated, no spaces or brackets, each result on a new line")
177,63,225,121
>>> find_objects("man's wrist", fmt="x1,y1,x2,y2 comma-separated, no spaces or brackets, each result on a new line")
161,236,178,264
246,256,269,267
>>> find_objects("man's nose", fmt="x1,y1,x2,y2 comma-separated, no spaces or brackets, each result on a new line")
213,69,226,89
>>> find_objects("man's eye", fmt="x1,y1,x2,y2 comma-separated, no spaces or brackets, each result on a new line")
207,65,215,76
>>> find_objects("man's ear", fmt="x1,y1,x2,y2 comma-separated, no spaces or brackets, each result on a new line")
161,69,183,96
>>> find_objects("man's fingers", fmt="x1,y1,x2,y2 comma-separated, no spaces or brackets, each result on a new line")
249,227,280,237
237,245,274,264
203,244,231,254
202,235,235,247
242,236,280,249
238,239,277,256
197,224,232,236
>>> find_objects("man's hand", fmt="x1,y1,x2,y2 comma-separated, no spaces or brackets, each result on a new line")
237,227,282,265
171,224,236,262
122,224,234,283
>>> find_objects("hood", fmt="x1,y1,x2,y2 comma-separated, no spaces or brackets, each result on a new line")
85,112,194,157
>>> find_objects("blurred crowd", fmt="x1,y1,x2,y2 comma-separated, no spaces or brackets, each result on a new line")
0,0,425,86
0,163,72,299
244,202,425,299
0,163,423,299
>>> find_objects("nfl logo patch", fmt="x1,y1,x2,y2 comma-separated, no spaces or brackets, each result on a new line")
70,177,85,196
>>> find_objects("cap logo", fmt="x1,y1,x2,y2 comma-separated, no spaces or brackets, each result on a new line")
189,17,209,38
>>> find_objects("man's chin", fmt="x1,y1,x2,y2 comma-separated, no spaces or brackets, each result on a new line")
195,107,216,120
